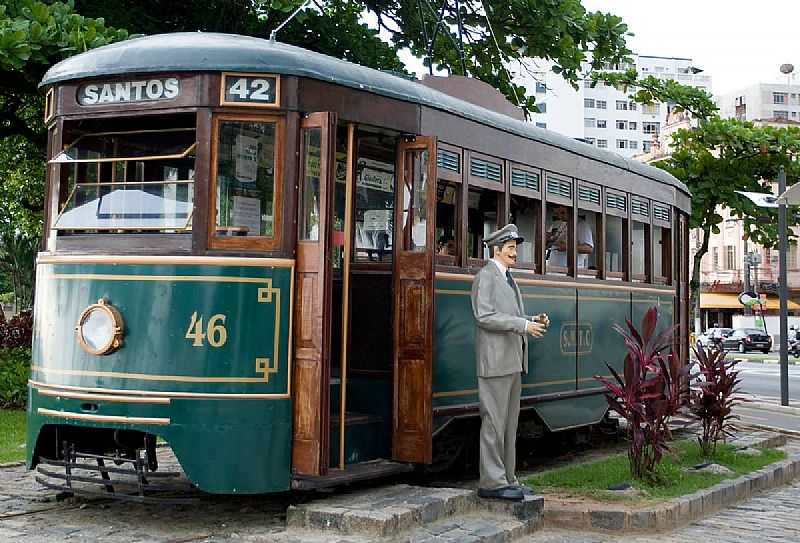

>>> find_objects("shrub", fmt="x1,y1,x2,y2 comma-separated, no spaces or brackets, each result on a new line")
689,344,741,458
0,347,30,409
595,307,689,481
0,311,33,349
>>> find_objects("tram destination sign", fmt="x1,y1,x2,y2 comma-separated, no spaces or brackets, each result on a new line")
220,73,280,107
78,77,181,105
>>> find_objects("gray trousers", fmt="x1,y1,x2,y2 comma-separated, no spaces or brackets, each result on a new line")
478,372,521,489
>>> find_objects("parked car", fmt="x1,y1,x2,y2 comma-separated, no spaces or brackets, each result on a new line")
696,327,733,348
720,328,772,354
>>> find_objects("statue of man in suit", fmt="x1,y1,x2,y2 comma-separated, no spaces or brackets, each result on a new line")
471,223,548,501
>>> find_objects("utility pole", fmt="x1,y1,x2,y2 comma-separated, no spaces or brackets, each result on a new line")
779,165,790,406
743,237,752,316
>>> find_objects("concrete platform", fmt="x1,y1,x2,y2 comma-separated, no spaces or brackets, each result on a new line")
286,484,544,542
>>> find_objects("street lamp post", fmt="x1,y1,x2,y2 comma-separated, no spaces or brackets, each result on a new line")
778,63,794,407
779,166,789,406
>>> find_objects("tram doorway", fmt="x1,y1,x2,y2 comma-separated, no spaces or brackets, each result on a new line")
292,123,436,480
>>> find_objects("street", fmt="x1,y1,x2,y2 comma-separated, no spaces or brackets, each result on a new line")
735,360,800,403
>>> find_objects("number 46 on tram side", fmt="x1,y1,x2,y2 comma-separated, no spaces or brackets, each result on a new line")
29,32,690,497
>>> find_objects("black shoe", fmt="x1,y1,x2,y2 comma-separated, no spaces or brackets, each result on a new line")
478,486,524,501
511,483,536,496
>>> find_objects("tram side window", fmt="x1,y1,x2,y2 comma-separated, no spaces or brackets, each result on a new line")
467,188,499,260
354,132,395,262
215,120,276,237
436,181,459,259
577,210,598,273
605,215,624,278
632,221,647,279
509,195,538,268
654,226,671,282
545,203,572,274
52,127,196,232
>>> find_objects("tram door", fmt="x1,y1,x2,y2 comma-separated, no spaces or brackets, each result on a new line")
392,136,436,463
292,112,338,475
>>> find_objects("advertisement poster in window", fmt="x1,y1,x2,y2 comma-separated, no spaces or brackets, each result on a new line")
232,195,261,235
235,134,258,183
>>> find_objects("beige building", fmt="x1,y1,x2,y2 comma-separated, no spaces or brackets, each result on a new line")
635,113,800,330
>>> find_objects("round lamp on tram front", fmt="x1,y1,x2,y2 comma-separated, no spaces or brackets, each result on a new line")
75,299,124,355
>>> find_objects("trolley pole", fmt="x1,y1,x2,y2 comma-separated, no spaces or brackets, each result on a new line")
779,166,790,406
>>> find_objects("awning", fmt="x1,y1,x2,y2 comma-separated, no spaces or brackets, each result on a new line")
700,292,800,311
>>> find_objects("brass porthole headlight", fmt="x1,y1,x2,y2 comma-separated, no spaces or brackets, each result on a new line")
75,299,124,356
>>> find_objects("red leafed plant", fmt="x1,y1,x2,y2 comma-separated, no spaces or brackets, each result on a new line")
689,344,742,458
595,307,690,480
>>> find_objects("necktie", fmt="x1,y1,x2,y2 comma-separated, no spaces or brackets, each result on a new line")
506,269,515,291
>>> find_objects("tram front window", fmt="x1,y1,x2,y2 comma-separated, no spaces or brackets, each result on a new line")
214,120,277,237
51,128,196,231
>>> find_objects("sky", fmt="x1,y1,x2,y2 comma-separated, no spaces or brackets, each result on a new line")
582,0,800,96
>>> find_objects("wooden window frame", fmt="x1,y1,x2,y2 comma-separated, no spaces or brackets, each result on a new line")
508,162,543,273
436,142,463,185
465,150,505,269
466,150,504,190
544,172,574,276
603,187,629,280
435,142,463,268
435,179,462,268
207,112,285,251
630,196,652,283
576,180,602,278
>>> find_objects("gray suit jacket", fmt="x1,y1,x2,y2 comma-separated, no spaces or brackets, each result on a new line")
470,261,529,377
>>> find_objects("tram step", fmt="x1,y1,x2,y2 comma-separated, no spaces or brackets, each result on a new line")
286,483,544,541
329,412,389,467
291,459,412,491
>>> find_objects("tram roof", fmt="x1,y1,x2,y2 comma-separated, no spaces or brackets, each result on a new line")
41,32,689,199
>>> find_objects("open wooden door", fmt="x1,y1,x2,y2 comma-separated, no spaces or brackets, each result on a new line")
292,112,337,475
392,135,436,463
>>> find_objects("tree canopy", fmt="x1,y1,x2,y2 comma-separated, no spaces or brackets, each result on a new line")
594,68,800,310
74,0,632,114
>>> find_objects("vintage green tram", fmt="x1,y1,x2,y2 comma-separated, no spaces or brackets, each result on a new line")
28,33,690,497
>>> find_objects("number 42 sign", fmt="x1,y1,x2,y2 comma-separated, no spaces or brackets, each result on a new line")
220,73,280,107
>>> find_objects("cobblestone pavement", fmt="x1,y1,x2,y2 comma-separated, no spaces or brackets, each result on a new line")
526,480,800,542
0,460,294,542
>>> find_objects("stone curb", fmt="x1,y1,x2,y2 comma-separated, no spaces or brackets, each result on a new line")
741,400,800,417
544,438,798,533
730,356,799,365
0,461,25,469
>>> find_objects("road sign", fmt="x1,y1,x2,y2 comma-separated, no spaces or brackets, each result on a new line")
738,291,760,306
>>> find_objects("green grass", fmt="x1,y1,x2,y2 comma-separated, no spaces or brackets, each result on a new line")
0,409,26,463
525,439,786,503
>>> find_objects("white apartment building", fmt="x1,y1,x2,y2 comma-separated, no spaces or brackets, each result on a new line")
718,82,800,122
516,55,712,158
512,59,584,139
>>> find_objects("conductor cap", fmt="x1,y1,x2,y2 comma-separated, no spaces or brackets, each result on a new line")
484,223,524,247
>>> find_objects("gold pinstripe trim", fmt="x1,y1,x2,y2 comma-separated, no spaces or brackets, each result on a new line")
37,254,295,268
34,261,293,396
433,376,610,398
37,408,170,426
29,380,289,399
32,365,273,384
435,271,675,295
35,387,170,404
